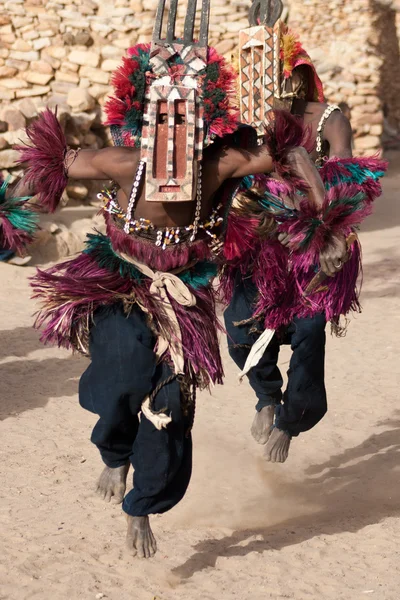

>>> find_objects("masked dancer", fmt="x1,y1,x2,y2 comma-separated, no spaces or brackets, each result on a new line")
11,0,326,556
222,0,387,463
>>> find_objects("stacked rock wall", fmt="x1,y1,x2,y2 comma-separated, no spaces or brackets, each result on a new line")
1,0,399,191
0,0,252,193
285,0,400,153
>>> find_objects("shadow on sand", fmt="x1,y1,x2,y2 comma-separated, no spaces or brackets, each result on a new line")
173,413,400,580
0,326,43,360
360,248,400,300
0,326,85,419
361,151,400,234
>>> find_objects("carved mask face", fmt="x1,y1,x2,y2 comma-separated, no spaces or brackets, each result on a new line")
137,0,210,203
141,82,201,202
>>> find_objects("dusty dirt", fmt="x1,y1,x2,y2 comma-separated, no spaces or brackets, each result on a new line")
0,156,399,600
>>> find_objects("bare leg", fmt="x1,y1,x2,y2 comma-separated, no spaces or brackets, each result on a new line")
95,463,130,504
126,516,157,558
250,405,275,444
264,428,291,463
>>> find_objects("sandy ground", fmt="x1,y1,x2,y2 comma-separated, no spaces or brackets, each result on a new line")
1,157,399,600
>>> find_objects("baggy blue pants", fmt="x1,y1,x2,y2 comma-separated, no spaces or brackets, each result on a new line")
224,272,327,437
79,305,192,516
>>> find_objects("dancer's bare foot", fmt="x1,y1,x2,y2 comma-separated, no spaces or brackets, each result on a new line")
95,463,130,504
251,406,275,444
264,428,291,463
126,516,157,558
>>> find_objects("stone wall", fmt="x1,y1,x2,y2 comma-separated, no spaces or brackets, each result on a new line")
0,0,252,193
395,0,400,42
1,0,399,190
285,0,400,154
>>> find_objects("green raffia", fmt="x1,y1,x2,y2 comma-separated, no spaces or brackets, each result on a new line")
298,217,324,249
345,162,384,182
240,176,253,190
83,232,143,281
323,162,385,189
121,47,152,145
296,191,365,249
180,261,217,288
84,232,217,290
0,177,38,234
323,191,365,219
258,192,296,216
239,176,297,217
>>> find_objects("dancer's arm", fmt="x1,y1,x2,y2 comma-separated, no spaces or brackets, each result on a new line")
277,114,352,275
324,111,353,159
66,147,136,180
218,144,274,179
319,112,354,275
11,146,134,198
13,109,138,212
218,145,325,206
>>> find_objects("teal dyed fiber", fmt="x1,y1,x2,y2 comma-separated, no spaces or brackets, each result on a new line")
258,193,296,216
123,47,152,142
137,46,152,68
323,163,384,190
84,232,143,281
179,261,217,289
345,163,383,182
7,208,38,234
0,177,32,206
0,177,38,233
83,232,112,256
84,232,216,290
323,191,365,218
238,175,296,216
240,175,253,190
299,218,323,249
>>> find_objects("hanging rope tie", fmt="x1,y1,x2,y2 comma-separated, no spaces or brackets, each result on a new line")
141,373,178,430
141,372,197,433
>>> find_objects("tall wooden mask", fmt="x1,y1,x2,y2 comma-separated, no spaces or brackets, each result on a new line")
140,0,210,203
238,0,283,136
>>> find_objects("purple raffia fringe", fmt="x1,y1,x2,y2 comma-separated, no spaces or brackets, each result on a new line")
254,239,362,329
0,205,34,254
319,156,388,202
220,155,386,331
31,248,223,387
219,215,290,321
172,286,224,386
219,210,260,263
263,110,314,195
276,182,372,255
220,221,362,331
15,108,67,213
105,213,213,272
0,176,39,254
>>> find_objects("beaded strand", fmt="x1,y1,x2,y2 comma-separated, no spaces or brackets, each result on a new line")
316,104,341,166
124,160,145,233
99,162,224,250
190,162,203,242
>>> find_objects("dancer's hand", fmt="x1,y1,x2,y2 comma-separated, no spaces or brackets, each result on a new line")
277,232,292,247
319,234,348,276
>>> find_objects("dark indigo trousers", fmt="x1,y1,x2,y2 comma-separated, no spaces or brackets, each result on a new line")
224,272,327,437
0,249,14,261
79,305,192,517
